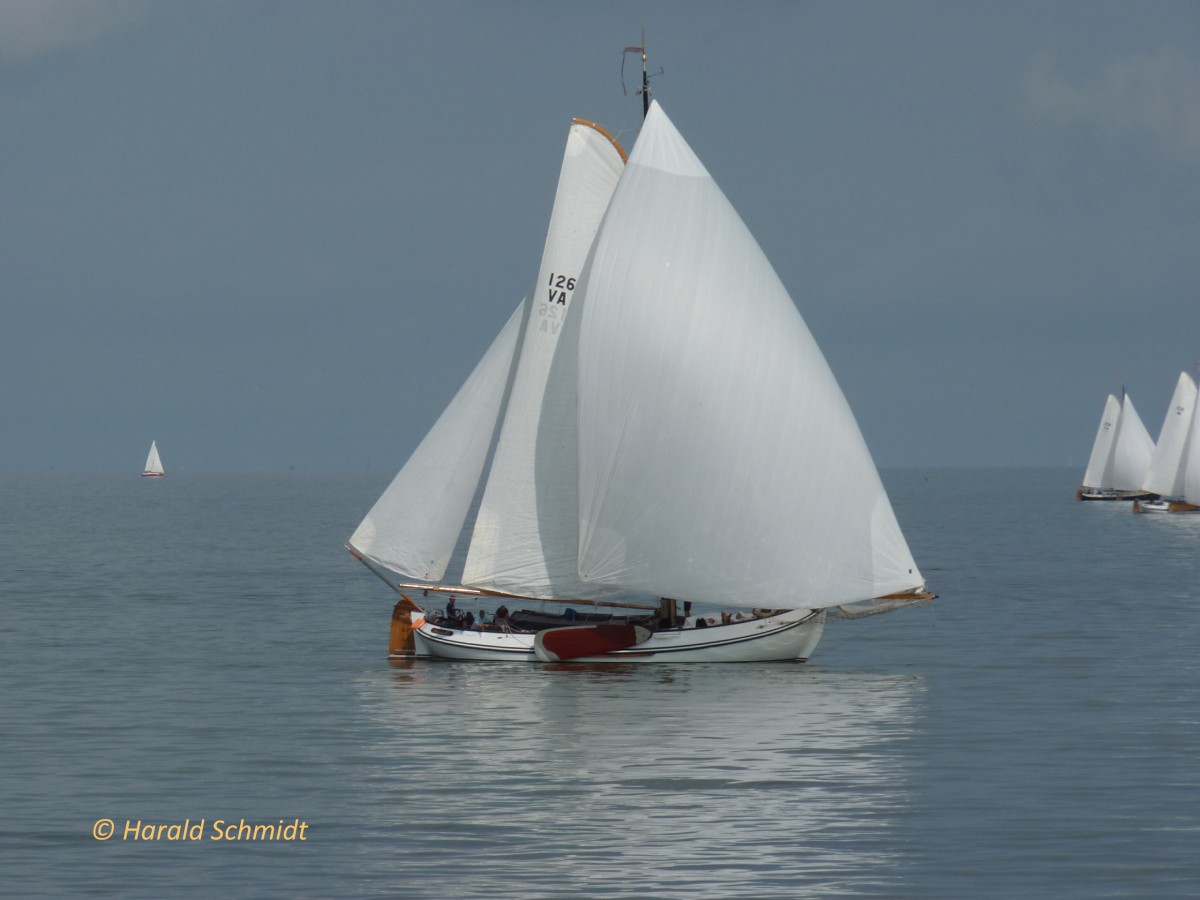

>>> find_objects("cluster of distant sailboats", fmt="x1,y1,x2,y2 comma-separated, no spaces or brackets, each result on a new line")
1077,372,1200,513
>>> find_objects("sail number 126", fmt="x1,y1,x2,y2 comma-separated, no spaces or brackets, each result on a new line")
547,272,576,305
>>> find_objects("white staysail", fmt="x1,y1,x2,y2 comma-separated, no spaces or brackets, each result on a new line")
462,120,626,598
1142,372,1198,498
142,441,164,476
573,102,923,608
348,301,526,582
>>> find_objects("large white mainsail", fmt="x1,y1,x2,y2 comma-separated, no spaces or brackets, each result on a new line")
573,102,923,608
1142,372,1198,499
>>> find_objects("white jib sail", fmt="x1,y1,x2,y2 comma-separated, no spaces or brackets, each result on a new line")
1082,394,1121,490
574,102,922,609
1110,394,1154,492
1142,372,1198,498
348,301,526,582
143,441,164,475
461,120,626,598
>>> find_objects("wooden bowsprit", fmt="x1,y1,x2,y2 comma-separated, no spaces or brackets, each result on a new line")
534,624,652,662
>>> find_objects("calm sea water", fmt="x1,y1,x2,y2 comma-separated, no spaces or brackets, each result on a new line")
2,467,1198,898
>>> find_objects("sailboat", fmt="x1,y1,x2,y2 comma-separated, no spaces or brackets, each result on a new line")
347,87,932,662
1076,389,1154,500
142,440,165,478
1135,371,1200,513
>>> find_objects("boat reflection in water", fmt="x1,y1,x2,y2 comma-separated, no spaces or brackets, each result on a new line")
351,662,926,897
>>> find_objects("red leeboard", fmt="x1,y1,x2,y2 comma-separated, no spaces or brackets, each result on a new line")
534,624,651,662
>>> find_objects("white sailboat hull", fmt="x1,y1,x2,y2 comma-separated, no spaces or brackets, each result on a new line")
405,608,826,663
1134,498,1200,514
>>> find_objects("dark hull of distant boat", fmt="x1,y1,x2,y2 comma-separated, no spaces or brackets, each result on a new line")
1076,487,1153,501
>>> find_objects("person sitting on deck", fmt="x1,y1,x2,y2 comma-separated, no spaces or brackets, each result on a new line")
494,605,510,629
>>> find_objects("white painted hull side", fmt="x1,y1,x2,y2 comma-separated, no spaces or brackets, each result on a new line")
1136,498,1200,513
408,609,826,663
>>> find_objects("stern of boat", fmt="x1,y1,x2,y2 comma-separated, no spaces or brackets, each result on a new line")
387,595,427,659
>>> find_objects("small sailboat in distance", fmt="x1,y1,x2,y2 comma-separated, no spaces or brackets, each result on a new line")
1134,371,1200,513
142,440,165,478
1076,388,1154,500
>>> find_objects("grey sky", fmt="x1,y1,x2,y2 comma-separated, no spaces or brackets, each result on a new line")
3,1,1198,472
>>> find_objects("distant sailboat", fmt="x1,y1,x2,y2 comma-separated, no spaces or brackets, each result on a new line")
1077,389,1154,500
142,440,165,478
1135,371,1199,513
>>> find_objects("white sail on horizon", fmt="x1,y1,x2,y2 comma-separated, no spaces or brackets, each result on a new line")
1081,391,1154,492
142,440,164,476
1183,380,1200,504
1142,372,1198,499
